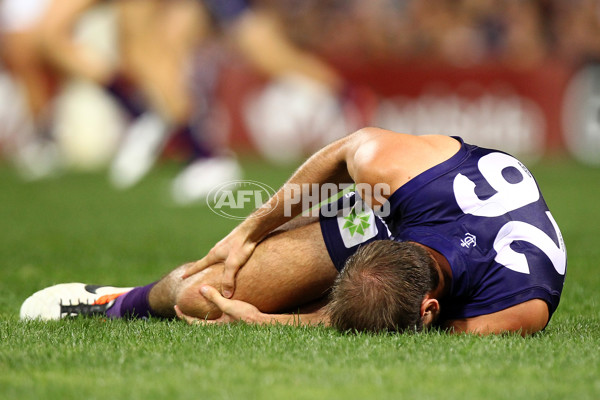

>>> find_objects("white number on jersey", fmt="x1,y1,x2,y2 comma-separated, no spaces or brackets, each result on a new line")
494,212,566,275
454,152,539,217
453,152,566,275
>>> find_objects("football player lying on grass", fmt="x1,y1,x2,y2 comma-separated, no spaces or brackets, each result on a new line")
21,128,567,335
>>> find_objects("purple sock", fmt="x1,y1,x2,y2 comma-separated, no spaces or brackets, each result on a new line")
105,75,146,119
106,282,159,319
177,124,213,159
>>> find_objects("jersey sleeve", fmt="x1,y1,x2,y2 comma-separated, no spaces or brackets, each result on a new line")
319,192,392,272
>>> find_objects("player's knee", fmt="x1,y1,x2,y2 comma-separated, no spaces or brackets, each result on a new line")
176,284,221,319
174,266,223,319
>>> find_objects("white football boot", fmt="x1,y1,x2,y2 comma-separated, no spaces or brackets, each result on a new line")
109,111,170,189
20,283,133,320
171,155,243,205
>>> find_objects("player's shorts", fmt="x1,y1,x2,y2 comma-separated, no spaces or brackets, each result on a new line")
0,0,51,33
319,192,392,272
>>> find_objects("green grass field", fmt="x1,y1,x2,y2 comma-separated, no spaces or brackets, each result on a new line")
1,157,599,400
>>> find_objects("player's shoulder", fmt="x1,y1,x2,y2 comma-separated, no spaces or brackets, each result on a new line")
348,128,462,191
352,127,454,142
350,128,460,161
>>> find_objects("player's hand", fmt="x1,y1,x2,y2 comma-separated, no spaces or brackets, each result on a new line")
183,227,258,298
174,285,264,325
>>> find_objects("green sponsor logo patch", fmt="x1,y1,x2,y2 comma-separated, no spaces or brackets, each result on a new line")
342,208,371,237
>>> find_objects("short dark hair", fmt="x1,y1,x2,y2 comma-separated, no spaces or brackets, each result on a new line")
327,240,439,333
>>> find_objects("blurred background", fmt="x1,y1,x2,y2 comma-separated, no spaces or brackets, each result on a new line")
0,0,599,203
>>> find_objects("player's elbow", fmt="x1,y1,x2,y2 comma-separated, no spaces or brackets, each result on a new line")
344,128,388,181
349,127,384,142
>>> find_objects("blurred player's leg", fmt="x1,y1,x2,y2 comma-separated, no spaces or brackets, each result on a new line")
110,0,241,194
0,0,62,179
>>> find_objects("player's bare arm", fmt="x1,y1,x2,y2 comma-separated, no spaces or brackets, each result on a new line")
189,288,550,336
182,129,354,293
182,128,365,296
445,299,550,336
176,286,550,336
175,285,330,327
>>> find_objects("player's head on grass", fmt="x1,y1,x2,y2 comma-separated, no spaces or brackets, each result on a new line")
328,240,439,333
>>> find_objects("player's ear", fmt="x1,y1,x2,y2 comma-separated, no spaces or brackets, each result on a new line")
420,296,440,327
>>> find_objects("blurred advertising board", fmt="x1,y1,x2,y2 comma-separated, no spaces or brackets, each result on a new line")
219,61,600,165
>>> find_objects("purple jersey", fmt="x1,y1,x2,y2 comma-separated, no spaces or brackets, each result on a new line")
319,137,567,320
